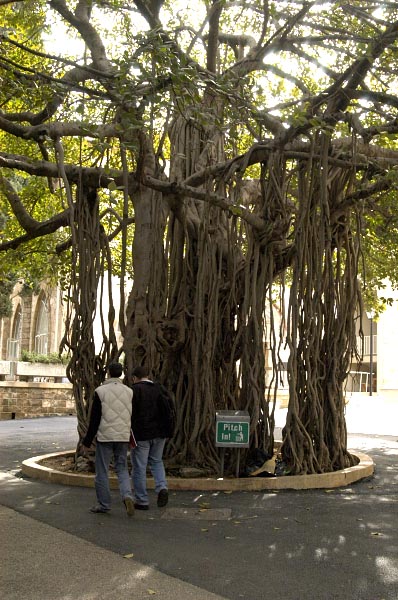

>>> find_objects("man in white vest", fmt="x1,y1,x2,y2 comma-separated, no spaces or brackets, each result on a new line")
82,362,135,516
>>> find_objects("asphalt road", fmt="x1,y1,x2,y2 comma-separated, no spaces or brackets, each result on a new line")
1,416,398,600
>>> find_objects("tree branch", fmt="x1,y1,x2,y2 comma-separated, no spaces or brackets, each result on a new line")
0,174,39,232
49,0,114,75
0,171,71,253
0,152,120,186
143,174,265,230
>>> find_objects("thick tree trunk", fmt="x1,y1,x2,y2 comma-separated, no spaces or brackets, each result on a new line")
122,120,277,474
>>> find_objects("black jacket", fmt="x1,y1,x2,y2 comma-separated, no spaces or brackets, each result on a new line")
131,380,170,440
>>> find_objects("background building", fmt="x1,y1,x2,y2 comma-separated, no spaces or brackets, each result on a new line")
0,281,64,362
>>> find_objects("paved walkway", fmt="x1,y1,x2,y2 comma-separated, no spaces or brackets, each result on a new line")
0,503,226,600
1,410,398,600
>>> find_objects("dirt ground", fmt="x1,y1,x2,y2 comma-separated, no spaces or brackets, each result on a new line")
40,454,85,473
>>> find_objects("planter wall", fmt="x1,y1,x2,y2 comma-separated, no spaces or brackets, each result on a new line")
0,361,73,420
0,381,74,420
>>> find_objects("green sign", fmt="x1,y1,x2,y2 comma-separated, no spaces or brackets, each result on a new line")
216,421,250,447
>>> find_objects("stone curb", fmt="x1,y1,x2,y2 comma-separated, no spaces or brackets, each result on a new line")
21,449,374,491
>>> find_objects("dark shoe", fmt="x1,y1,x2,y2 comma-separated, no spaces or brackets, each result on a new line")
157,489,168,507
123,497,135,516
90,505,110,514
134,503,149,511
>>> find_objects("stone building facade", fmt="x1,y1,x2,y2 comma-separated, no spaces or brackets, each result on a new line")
0,281,74,420
0,280,65,360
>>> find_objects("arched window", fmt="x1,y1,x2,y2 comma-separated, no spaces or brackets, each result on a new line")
7,304,22,359
35,295,49,354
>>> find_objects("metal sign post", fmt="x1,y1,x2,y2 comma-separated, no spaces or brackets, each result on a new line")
215,410,250,478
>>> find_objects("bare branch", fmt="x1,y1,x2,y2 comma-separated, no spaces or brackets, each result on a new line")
49,0,114,75
0,174,39,232
0,152,120,186
0,173,71,253
143,174,265,230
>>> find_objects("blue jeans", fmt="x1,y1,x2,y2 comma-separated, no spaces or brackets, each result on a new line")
131,438,167,506
95,441,133,510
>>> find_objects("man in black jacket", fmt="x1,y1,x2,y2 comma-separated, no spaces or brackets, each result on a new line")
130,365,169,510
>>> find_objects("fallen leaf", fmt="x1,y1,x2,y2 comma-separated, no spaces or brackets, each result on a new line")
273,527,281,530
147,589,157,595
201,528,209,532
371,532,383,536
123,553,134,559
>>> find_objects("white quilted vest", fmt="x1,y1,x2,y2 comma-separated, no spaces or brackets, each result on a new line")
95,378,133,442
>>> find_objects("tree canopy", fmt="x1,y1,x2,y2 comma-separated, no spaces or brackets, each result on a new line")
1,0,398,475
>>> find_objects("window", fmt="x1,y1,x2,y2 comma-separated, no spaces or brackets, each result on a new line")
7,305,22,360
35,295,49,354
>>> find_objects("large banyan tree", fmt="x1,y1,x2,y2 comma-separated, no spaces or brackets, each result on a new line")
2,0,398,475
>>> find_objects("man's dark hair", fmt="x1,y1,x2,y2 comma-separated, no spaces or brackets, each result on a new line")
132,365,149,379
108,362,123,378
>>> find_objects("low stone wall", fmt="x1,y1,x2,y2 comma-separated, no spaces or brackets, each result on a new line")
15,361,67,382
0,382,75,420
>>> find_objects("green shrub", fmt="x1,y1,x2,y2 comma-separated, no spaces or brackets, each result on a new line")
20,350,69,364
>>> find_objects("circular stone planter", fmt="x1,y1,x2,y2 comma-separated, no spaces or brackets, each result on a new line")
21,449,374,491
